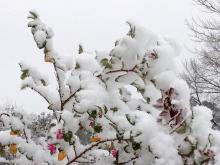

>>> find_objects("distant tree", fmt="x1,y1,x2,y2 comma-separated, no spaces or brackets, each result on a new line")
28,112,54,141
0,105,53,141
183,0,220,106
182,0,220,130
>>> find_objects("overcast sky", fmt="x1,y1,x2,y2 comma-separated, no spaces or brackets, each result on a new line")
0,0,197,114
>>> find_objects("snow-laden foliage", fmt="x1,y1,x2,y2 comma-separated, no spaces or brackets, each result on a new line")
0,105,53,140
0,10,220,165
0,105,54,163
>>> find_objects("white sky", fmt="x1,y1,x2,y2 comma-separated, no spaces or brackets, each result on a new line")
0,0,197,114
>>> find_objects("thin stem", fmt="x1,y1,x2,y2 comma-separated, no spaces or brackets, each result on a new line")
118,155,139,165
105,65,137,75
29,87,50,104
66,138,130,165
53,62,63,110
73,144,77,157
23,128,29,143
74,160,95,164
62,88,81,107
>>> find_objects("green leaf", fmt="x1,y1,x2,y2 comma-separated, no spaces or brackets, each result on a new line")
64,131,73,143
0,148,5,157
126,114,135,125
20,69,29,80
116,132,124,141
100,58,112,69
75,63,80,69
97,106,106,114
110,107,118,113
94,124,102,133
175,122,187,134
138,88,145,95
105,63,112,69
78,44,83,54
104,106,108,114
133,131,142,137
100,58,108,66
48,104,56,110
49,123,56,128
127,22,135,38
132,141,141,151
123,144,131,153
89,110,97,119
146,97,151,104
29,11,38,19
26,155,33,160
40,79,46,86
115,40,119,46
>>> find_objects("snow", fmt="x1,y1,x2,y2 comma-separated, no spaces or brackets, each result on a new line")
61,110,79,134
1,10,220,165
191,106,213,147
75,53,101,74
19,61,49,86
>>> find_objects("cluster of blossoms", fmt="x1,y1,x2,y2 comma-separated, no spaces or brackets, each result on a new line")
0,10,220,165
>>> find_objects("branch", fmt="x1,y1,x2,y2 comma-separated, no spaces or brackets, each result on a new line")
62,88,81,107
23,128,29,143
0,113,10,118
118,155,139,165
66,138,130,165
105,65,137,75
29,86,50,104
73,143,77,157
212,119,220,128
53,62,63,110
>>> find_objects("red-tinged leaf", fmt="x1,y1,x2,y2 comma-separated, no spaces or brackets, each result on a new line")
153,104,163,108
169,109,179,118
159,111,168,116
156,98,163,103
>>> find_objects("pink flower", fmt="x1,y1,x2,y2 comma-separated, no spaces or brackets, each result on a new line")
56,129,63,140
47,143,56,154
111,149,118,158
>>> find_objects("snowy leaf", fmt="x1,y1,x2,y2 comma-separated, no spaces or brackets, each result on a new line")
125,114,135,125
78,44,83,54
110,107,118,113
132,141,141,151
94,124,102,133
75,63,80,69
63,131,73,143
100,58,112,69
127,21,135,38
88,110,97,119
20,69,29,80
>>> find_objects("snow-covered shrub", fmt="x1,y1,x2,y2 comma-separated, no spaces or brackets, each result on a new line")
0,105,54,163
0,10,220,165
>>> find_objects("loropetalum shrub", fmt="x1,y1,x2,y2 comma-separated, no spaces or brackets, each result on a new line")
0,10,220,165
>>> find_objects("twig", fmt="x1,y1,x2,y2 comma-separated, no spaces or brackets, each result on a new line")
74,160,95,164
23,128,29,143
73,144,77,157
62,88,81,107
53,62,63,110
105,65,137,75
66,138,130,165
29,87,50,104
118,155,139,165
